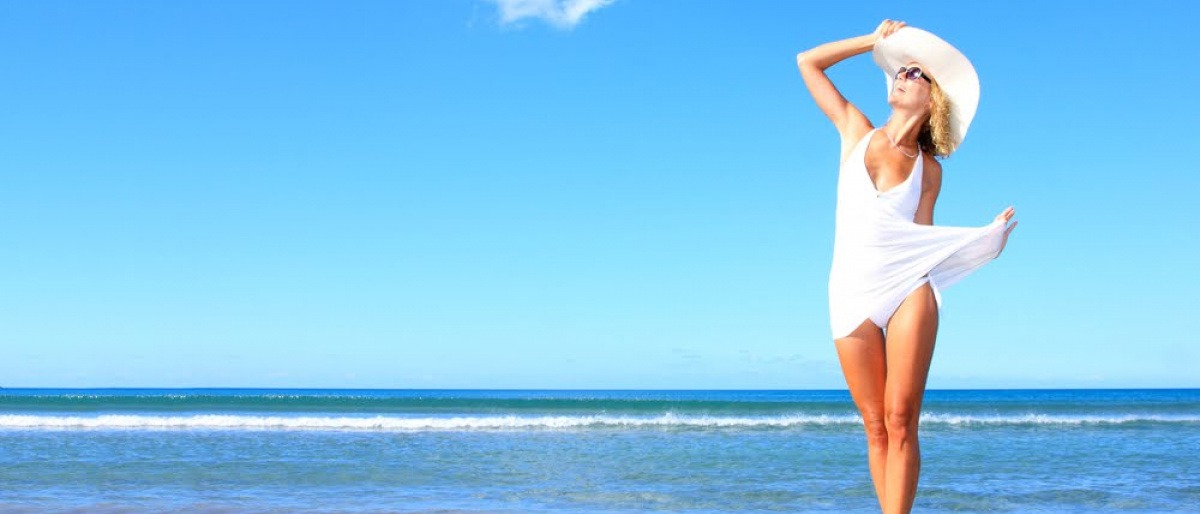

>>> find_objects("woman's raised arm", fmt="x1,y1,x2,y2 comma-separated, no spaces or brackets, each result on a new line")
796,20,906,140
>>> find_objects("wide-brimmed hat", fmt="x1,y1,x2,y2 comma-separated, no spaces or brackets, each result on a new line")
872,26,980,153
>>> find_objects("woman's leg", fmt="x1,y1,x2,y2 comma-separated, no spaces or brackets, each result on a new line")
834,319,888,510
882,280,940,514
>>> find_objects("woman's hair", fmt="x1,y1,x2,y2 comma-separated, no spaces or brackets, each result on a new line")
917,80,954,158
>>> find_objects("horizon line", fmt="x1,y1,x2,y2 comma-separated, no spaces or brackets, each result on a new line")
2,386,1197,392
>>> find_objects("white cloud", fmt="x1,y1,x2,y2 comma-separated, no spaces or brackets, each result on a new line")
487,0,616,29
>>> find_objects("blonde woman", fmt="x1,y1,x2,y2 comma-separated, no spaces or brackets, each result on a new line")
797,20,1018,513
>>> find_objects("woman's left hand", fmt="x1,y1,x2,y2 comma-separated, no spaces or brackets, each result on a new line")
994,206,1017,258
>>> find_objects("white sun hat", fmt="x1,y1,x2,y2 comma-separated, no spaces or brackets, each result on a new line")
872,26,980,154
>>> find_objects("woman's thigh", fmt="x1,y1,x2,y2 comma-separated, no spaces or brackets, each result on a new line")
835,319,887,423
884,281,940,416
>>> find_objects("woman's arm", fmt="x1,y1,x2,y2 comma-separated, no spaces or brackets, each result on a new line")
914,155,942,225
796,20,906,140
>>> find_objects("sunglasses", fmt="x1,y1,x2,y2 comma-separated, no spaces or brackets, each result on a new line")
895,66,932,83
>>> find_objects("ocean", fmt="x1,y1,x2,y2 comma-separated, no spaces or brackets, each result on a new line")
1,388,1197,513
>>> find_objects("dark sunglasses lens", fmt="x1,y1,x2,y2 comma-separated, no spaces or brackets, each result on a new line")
907,68,922,80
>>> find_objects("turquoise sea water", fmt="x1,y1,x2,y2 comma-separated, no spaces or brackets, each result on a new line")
1,388,1198,513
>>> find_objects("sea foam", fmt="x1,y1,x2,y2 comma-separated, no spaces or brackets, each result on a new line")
0,412,1195,432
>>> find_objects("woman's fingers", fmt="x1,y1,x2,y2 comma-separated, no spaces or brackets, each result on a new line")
874,20,891,39
995,206,1015,223
874,19,906,40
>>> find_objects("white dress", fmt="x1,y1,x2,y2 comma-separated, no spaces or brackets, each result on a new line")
828,128,1008,340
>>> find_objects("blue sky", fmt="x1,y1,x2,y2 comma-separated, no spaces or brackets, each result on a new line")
2,0,1196,389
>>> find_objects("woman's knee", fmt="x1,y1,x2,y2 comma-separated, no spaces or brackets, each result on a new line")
884,404,919,443
862,414,888,448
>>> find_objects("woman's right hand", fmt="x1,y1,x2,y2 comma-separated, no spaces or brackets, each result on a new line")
873,19,907,43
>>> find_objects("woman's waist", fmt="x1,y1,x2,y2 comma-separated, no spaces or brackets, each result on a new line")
828,244,904,276
834,197,917,223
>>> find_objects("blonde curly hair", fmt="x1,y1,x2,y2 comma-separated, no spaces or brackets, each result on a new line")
917,79,955,158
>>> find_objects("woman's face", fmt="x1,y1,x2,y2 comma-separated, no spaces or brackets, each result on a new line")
889,60,933,113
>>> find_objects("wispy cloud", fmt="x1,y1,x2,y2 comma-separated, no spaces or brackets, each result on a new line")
487,0,617,30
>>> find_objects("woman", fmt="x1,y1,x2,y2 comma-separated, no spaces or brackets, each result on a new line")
796,20,1018,513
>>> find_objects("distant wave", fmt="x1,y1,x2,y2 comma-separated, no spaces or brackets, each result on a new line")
0,413,856,430
919,413,1200,425
1,413,1197,431
0,395,851,414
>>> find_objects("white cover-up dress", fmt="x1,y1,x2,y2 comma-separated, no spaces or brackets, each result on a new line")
828,128,1008,340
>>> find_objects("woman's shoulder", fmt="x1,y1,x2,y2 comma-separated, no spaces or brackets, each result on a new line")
921,152,943,193
922,152,942,171
837,119,875,164
840,117,874,147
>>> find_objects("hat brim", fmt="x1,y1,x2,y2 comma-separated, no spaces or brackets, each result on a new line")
872,27,980,153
